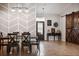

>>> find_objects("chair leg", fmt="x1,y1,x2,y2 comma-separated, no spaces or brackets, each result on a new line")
17,46,19,55
0,45,1,49
21,45,24,53
29,45,32,54
37,44,40,55
37,45,39,50
7,45,11,55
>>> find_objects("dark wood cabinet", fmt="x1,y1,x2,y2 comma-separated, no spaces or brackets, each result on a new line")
66,14,73,29
66,11,79,44
66,13,73,43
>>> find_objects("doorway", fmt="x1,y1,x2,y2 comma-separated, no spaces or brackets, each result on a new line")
36,21,44,40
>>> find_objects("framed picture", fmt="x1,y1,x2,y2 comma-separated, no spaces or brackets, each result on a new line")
47,20,52,26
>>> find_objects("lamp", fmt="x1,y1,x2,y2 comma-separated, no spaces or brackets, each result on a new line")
42,8,45,18
11,4,29,13
11,9,16,12
25,9,29,13
18,9,22,12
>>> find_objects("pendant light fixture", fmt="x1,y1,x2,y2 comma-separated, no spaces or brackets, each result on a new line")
11,3,29,13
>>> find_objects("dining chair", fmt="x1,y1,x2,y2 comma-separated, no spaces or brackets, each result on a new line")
0,32,3,37
7,33,19,55
0,37,10,55
13,32,19,40
29,34,40,55
21,32,31,54
0,32,3,49
0,32,9,55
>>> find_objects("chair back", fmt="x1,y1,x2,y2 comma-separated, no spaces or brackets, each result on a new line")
13,32,19,39
0,37,9,47
8,33,16,38
22,32,30,35
7,33,17,42
13,32,19,34
0,32,3,37
22,32,30,41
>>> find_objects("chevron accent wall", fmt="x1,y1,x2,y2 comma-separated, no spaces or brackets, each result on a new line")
0,3,36,36
0,3,8,36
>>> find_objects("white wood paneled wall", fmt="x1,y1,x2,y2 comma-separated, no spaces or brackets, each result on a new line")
0,3,36,36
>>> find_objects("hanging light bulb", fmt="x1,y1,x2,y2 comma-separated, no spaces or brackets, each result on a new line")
18,9,22,12
42,8,45,18
11,9,16,12
25,9,29,13
42,8,45,21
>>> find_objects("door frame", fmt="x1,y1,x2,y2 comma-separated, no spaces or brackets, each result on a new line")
36,21,45,40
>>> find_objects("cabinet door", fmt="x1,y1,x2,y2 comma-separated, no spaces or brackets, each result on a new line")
66,14,73,29
74,12,79,29
66,29,72,42
73,12,79,44
66,14,73,42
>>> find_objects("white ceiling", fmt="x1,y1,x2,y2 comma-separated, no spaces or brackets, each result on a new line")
2,3,79,16
17,3,79,16
34,3,79,16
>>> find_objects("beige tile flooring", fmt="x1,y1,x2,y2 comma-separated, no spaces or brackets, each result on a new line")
0,40,79,56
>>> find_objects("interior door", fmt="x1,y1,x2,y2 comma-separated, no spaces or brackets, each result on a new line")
36,21,44,40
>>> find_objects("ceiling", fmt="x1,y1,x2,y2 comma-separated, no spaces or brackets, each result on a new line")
33,3,79,16
1,3,79,16
16,3,79,16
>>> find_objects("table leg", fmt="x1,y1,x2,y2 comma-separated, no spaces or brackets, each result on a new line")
54,35,55,41
58,35,61,41
29,45,32,54
0,39,1,49
47,35,49,41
